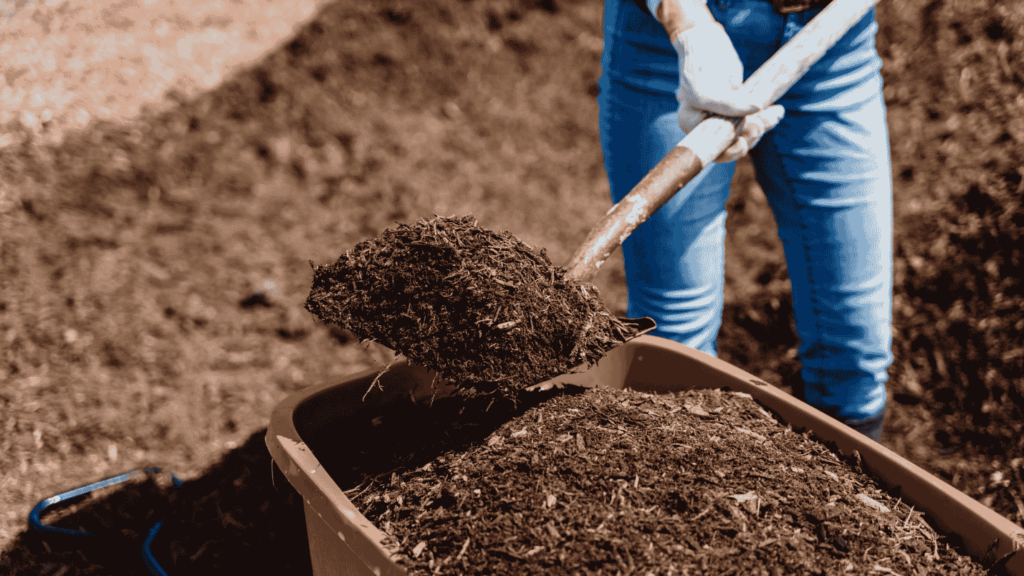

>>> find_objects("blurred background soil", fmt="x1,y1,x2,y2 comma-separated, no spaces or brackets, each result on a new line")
1,0,1022,570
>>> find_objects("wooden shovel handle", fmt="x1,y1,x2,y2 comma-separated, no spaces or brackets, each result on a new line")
564,0,881,284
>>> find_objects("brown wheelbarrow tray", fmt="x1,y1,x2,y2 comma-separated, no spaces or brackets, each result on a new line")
266,335,1024,576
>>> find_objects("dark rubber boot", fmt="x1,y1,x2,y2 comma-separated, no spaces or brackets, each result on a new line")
843,412,885,442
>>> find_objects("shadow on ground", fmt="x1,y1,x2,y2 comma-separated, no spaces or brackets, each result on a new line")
0,431,313,576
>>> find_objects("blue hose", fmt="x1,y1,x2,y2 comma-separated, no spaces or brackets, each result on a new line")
142,519,170,576
28,467,182,575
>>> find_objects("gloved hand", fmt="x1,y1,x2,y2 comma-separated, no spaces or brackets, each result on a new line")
672,24,785,163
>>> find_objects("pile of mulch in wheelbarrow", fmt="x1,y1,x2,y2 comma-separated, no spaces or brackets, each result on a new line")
305,216,644,397
310,386,989,575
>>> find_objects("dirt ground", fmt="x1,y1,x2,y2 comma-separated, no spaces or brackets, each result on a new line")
1,0,1022,571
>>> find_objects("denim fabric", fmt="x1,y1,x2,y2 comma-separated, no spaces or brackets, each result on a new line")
598,0,892,422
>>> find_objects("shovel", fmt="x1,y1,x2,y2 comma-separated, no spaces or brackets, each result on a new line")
308,0,882,395
564,0,882,284
522,0,884,391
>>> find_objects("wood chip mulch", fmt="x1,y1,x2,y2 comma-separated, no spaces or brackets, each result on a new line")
306,215,643,396
310,387,988,575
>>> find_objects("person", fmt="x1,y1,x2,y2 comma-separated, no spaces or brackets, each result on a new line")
599,0,892,440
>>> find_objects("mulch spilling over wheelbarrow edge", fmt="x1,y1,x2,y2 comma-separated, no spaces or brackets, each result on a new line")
323,387,987,576
306,215,640,396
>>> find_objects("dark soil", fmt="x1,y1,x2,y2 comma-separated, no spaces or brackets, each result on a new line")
307,215,643,396
327,387,987,575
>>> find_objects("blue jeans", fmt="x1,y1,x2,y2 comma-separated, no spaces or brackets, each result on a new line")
599,0,892,423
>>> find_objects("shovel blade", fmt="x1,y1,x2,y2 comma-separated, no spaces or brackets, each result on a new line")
526,316,656,392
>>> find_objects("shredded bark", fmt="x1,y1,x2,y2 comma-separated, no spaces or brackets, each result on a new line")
306,216,643,396
313,387,989,576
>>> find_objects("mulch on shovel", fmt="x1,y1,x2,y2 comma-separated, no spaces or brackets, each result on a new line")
305,216,642,397
312,387,988,576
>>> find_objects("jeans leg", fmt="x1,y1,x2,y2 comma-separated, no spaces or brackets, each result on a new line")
599,0,892,424
705,1,892,426
598,83,735,356
750,85,893,423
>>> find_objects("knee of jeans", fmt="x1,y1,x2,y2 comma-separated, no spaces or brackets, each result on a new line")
644,312,721,357
623,213,727,288
627,284,723,355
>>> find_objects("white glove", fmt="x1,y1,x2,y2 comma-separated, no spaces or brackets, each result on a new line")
719,105,786,162
672,24,785,163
